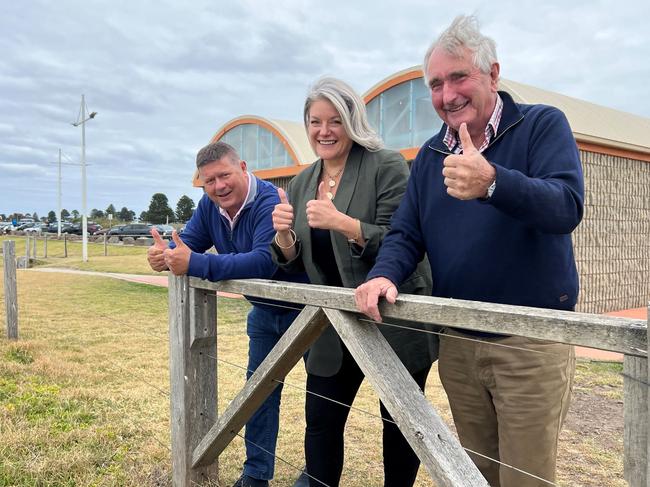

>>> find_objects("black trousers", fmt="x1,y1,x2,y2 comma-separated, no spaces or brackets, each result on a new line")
304,345,430,487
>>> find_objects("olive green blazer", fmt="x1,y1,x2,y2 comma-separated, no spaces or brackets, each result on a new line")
271,144,438,376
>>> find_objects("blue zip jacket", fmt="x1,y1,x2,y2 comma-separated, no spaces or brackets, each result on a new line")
180,174,307,309
368,91,584,312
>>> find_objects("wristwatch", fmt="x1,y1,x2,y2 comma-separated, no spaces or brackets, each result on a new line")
486,179,496,199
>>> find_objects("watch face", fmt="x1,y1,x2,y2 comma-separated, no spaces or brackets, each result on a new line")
487,180,496,198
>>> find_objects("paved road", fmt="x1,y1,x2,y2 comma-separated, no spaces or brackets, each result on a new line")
28,267,646,362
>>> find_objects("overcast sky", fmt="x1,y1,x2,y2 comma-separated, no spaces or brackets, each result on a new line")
1,0,648,220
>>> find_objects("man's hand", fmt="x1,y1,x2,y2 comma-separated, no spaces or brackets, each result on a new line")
306,181,341,230
163,230,191,276
147,228,169,272
354,277,399,323
442,123,496,200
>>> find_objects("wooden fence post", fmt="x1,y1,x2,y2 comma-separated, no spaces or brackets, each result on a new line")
3,240,18,340
64,233,68,258
44,234,48,258
624,302,649,487
168,275,218,486
104,233,108,256
25,236,30,264
32,235,37,259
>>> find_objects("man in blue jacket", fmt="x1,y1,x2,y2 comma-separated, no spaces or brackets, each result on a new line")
355,15,583,487
148,141,304,487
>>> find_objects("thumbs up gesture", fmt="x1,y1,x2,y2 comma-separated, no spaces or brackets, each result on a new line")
272,187,294,233
147,227,169,272
442,123,496,200
163,230,191,275
306,181,339,229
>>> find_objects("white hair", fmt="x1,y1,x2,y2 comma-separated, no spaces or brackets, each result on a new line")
422,15,498,86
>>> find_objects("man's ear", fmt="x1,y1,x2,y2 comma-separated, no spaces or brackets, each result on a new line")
490,62,500,91
240,160,248,172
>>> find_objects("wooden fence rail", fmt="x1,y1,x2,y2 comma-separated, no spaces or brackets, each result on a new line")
168,276,649,487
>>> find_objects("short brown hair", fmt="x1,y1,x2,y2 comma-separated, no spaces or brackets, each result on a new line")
195,141,239,168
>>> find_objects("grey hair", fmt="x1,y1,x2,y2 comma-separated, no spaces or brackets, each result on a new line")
422,15,498,85
304,77,383,152
196,141,240,168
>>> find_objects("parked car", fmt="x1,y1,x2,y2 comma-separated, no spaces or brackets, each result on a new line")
0,222,15,234
63,222,103,235
16,222,36,231
153,224,175,238
24,223,45,234
43,222,61,233
107,223,153,239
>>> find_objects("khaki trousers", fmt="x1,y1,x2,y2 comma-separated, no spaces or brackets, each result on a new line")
439,330,575,487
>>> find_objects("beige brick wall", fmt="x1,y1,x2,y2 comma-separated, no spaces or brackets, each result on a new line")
574,150,650,313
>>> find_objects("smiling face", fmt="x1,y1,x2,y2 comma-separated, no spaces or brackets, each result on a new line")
307,98,354,166
198,157,249,218
426,46,499,142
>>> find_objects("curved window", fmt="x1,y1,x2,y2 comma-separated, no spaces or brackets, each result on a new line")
366,78,443,150
218,124,292,171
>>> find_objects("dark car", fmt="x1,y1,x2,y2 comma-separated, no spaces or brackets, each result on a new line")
63,222,102,235
45,222,73,234
108,223,153,239
153,224,175,238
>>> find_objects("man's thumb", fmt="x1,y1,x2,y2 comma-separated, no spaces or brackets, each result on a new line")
151,227,165,246
171,230,184,247
459,123,476,153
278,187,289,204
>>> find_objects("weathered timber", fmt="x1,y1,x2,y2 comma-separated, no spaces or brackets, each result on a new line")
169,275,218,486
192,306,329,468
24,236,30,264
3,241,18,340
104,233,108,256
63,233,68,257
32,235,37,258
624,355,648,487
324,308,488,487
44,235,47,258
193,278,647,357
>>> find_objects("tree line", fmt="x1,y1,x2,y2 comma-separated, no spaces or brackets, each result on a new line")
1,193,196,225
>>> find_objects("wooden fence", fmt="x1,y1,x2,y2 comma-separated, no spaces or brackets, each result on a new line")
168,275,649,487
3,240,18,339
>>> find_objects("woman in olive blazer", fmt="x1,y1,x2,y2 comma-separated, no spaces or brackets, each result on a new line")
271,77,436,487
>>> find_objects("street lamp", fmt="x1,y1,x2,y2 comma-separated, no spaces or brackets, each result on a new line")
71,94,97,262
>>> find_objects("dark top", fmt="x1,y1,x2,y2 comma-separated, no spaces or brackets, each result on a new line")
368,92,584,337
271,144,438,376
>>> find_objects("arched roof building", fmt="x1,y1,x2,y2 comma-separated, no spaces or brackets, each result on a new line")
208,115,316,179
363,66,650,162
203,67,650,314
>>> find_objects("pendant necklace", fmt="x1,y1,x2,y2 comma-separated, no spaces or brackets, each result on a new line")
324,165,344,200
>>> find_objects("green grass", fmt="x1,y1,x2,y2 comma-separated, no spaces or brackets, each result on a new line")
1,235,155,275
0,260,628,486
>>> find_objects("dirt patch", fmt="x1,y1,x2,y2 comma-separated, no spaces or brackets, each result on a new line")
564,386,623,451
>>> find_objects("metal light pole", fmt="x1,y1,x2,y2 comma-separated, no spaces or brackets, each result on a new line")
72,95,97,262
57,149,62,237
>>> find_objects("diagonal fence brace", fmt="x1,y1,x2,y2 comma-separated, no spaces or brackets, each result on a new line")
192,305,329,468
323,308,488,487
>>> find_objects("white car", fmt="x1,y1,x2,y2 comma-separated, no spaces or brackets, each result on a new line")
0,222,15,234
24,224,44,234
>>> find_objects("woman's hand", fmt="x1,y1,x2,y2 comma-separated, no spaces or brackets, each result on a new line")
273,188,294,232
272,188,297,253
306,181,342,230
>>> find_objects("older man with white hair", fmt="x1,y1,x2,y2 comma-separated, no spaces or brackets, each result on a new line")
356,15,584,487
